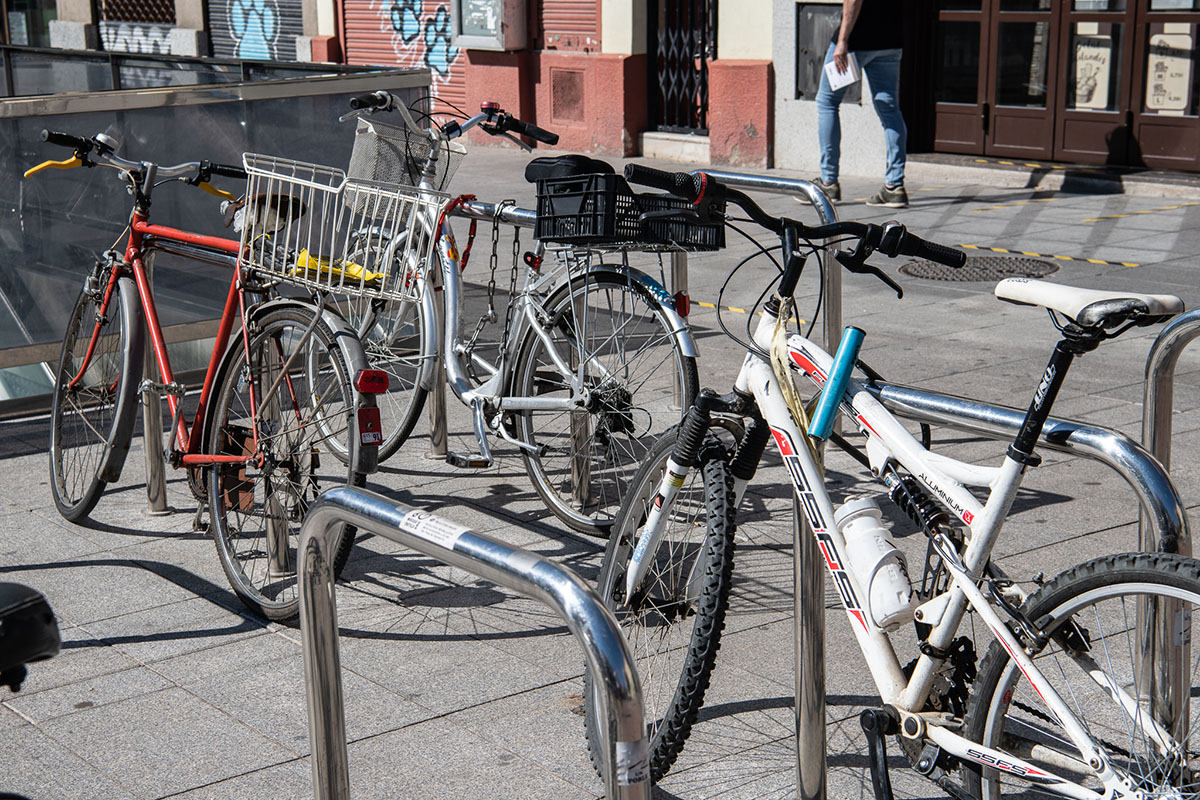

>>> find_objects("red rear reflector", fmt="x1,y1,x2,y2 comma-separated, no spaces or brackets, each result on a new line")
358,406,383,446
354,369,389,394
674,292,690,317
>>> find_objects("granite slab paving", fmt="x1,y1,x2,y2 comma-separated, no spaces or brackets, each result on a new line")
3,148,1200,799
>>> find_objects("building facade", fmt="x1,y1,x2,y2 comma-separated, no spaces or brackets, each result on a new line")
14,0,1200,173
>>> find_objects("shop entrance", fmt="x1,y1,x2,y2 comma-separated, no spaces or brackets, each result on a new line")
931,0,1200,170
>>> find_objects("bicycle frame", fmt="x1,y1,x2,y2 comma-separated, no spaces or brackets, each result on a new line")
719,307,1142,798
76,212,263,468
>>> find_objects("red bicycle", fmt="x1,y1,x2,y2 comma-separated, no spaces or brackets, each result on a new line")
28,130,385,621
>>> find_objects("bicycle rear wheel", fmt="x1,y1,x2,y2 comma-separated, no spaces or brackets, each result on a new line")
963,552,1200,799
511,269,698,535
584,430,735,783
207,306,361,621
49,270,144,522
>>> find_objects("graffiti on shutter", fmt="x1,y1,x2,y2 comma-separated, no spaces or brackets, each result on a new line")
210,0,302,60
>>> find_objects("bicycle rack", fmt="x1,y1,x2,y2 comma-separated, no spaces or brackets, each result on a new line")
296,485,651,800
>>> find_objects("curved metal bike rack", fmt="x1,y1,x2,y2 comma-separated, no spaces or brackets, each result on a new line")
869,381,1190,555
1142,307,1200,554
297,486,650,800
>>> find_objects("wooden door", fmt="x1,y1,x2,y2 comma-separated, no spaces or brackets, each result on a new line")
1130,1,1200,169
985,0,1060,159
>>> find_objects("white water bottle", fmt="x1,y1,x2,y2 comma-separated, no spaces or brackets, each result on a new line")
834,497,915,630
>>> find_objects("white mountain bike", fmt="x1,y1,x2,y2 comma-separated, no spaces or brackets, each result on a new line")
587,164,1198,799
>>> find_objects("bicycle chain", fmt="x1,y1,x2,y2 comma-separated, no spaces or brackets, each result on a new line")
462,205,506,357
499,220,521,360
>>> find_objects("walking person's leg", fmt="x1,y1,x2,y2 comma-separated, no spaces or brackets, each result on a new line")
815,41,847,200
860,48,909,207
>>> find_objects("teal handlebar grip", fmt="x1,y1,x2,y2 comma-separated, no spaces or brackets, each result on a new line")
807,326,865,442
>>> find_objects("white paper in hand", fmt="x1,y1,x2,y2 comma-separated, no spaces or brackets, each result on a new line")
824,53,861,91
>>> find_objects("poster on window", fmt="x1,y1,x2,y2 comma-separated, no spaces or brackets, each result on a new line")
1074,28,1114,110
1146,27,1193,115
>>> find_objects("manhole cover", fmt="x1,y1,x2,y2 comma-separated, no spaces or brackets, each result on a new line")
899,254,1059,282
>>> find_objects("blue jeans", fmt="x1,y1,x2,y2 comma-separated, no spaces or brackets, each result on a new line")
816,44,908,187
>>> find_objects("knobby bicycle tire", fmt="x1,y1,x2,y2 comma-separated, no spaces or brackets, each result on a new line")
584,430,736,783
511,269,699,536
207,306,362,622
962,552,1200,799
49,272,144,523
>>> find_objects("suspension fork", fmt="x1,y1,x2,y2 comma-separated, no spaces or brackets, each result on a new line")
623,388,764,599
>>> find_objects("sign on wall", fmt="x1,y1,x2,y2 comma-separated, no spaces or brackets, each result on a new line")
1146,24,1194,115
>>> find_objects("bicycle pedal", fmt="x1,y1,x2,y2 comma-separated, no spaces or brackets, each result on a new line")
447,452,492,469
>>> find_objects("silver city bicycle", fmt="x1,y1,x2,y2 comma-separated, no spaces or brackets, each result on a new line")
587,164,1200,800
280,92,704,535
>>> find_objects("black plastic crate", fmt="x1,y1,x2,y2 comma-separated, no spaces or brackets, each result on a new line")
534,173,724,251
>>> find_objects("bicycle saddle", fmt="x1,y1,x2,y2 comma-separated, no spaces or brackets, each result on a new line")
0,583,60,691
995,277,1183,329
524,155,614,183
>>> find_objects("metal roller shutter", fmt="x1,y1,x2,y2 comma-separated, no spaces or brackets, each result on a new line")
208,0,302,60
540,0,598,50
342,0,466,113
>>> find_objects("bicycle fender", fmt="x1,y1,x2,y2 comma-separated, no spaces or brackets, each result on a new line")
205,298,379,476
97,276,146,483
416,276,439,392
586,264,699,359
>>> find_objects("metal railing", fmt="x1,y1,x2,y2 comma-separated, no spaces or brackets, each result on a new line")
297,485,650,800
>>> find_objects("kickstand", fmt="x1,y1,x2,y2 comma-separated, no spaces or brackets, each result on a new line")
192,503,209,533
860,708,900,800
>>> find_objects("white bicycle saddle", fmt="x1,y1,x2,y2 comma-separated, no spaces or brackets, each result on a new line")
995,277,1183,329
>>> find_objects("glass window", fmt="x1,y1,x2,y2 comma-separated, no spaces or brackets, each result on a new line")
1068,22,1123,110
996,21,1050,106
793,4,860,103
1151,0,1199,10
934,21,980,103
939,0,982,10
999,0,1052,10
1074,0,1126,9
1145,23,1197,115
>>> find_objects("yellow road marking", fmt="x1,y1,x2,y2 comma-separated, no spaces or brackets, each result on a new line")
1082,201,1200,223
971,197,1058,213
957,243,1139,268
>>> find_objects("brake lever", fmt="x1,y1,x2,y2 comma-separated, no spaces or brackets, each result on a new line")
834,249,904,299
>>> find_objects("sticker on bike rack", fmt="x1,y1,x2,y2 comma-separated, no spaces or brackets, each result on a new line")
616,738,650,786
397,510,470,551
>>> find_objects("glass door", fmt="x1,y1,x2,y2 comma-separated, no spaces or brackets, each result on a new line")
932,0,988,153
1054,1,1137,164
985,0,1060,158
1129,0,1200,168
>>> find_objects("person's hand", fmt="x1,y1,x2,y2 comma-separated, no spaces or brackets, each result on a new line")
833,41,850,74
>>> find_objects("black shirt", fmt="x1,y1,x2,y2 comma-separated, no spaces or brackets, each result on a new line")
831,0,905,51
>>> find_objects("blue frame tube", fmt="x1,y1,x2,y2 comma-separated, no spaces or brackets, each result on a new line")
808,326,865,441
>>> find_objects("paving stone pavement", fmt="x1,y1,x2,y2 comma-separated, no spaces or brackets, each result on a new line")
3,145,1200,799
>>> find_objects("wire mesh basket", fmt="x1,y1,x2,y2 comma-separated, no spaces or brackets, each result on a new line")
238,153,450,301
349,117,467,192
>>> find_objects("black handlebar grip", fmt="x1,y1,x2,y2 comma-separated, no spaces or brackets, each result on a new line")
349,92,387,110
41,130,89,150
902,235,967,268
508,117,560,145
623,164,705,202
210,163,247,180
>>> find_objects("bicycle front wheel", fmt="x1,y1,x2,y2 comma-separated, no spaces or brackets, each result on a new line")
584,430,735,783
511,269,698,535
49,271,144,522
963,552,1200,799
207,306,361,621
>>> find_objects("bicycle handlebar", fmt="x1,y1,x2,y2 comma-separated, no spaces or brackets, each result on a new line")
494,113,559,145
41,129,92,151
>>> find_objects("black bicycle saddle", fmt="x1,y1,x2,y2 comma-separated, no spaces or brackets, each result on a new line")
524,154,615,183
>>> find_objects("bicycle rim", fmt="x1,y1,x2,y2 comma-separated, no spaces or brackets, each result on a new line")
964,552,1200,799
513,270,698,535
207,307,358,621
